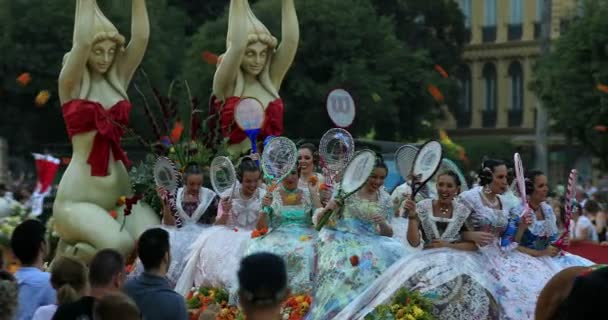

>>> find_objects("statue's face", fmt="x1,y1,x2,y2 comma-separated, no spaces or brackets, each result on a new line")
87,39,117,74
241,42,268,76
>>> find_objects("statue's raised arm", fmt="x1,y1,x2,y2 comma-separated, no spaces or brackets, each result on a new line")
269,0,299,91
211,0,299,156
115,0,150,86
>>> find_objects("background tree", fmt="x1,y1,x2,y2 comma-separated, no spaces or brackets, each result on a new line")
531,0,608,170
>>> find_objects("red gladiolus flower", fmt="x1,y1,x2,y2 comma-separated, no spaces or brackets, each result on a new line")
434,65,449,78
201,51,219,65
594,125,607,133
597,83,608,94
16,73,32,86
427,84,445,103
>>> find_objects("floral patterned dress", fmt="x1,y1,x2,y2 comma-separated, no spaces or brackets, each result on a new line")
508,202,593,271
459,187,556,320
244,188,317,295
308,190,405,319
336,198,500,320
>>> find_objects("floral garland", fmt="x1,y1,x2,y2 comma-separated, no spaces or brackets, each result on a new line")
364,288,436,320
281,294,312,320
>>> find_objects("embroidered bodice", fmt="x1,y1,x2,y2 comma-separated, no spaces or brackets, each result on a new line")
220,185,265,229
62,99,131,176
459,187,509,238
269,187,313,228
509,202,559,250
333,190,392,235
210,96,284,144
176,187,218,226
416,199,470,243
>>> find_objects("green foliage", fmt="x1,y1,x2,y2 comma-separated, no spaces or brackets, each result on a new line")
531,0,608,170
454,136,517,172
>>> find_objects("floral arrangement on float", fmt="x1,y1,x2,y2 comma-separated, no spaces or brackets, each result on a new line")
125,76,235,215
280,294,312,320
364,288,436,320
0,201,31,247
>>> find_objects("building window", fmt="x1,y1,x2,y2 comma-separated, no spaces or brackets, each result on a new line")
458,0,472,43
457,65,472,128
483,0,497,42
535,0,543,39
508,61,524,127
509,0,523,40
482,63,497,128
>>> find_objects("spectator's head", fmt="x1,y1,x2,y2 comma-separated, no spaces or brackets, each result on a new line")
554,265,608,319
238,253,289,319
50,256,88,306
137,228,170,274
93,293,140,320
10,219,46,266
89,249,125,291
535,266,588,320
583,200,600,216
0,275,17,320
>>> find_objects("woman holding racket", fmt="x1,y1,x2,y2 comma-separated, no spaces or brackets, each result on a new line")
336,170,500,320
309,158,405,319
459,159,557,320
175,158,266,296
244,167,320,296
297,143,325,190
508,170,593,270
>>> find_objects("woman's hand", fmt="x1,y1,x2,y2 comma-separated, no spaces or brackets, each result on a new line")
369,213,387,225
518,209,533,229
220,197,232,215
402,199,416,218
542,246,560,257
262,193,273,207
325,199,340,212
424,239,449,249
463,231,494,247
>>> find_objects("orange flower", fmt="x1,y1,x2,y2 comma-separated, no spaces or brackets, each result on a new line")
109,210,118,219
201,51,219,65
35,90,51,107
116,196,127,206
251,230,261,238
308,175,318,186
16,73,31,86
427,84,444,103
434,64,449,78
594,125,608,133
350,255,359,267
319,183,330,191
597,83,608,93
170,120,184,143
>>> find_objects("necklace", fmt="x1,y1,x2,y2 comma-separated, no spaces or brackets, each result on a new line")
480,191,499,208
438,203,451,216
282,185,298,194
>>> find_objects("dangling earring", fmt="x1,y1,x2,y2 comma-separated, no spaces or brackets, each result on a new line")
483,185,492,194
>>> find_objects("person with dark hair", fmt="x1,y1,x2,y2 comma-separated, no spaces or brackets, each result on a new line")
123,228,188,320
150,161,219,285
586,199,606,242
33,256,88,320
0,274,18,320
93,293,140,320
551,264,608,319
11,219,56,320
176,157,267,295
297,143,324,190
52,249,125,320
238,253,289,320
509,170,593,270
309,157,405,318
245,164,320,296
456,159,559,319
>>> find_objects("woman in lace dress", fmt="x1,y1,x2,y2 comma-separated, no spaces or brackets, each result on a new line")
175,158,265,295
244,167,321,295
133,162,218,286
461,159,557,320
308,158,405,319
508,170,593,271
337,171,500,320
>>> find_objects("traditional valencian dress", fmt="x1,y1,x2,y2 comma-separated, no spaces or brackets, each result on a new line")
458,186,556,320
508,202,594,271
175,185,265,296
308,190,405,319
244,187,317,295
336,198,501,320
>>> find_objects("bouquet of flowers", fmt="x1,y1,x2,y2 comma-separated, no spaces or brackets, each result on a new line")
364,288,436,320
281,294,312,320
186,286,243,320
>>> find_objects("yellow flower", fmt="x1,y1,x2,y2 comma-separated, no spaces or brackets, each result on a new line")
170,147,176,153
116,196,127,206
295,296,304,303
405,314,416,320
35,90,51,107
412,306,423,317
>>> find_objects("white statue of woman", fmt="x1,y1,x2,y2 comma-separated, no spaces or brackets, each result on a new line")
211,0,299,156
53,0,159,263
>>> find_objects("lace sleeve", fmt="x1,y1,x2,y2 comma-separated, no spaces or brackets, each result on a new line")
379,190,393,223
542,203,560,242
